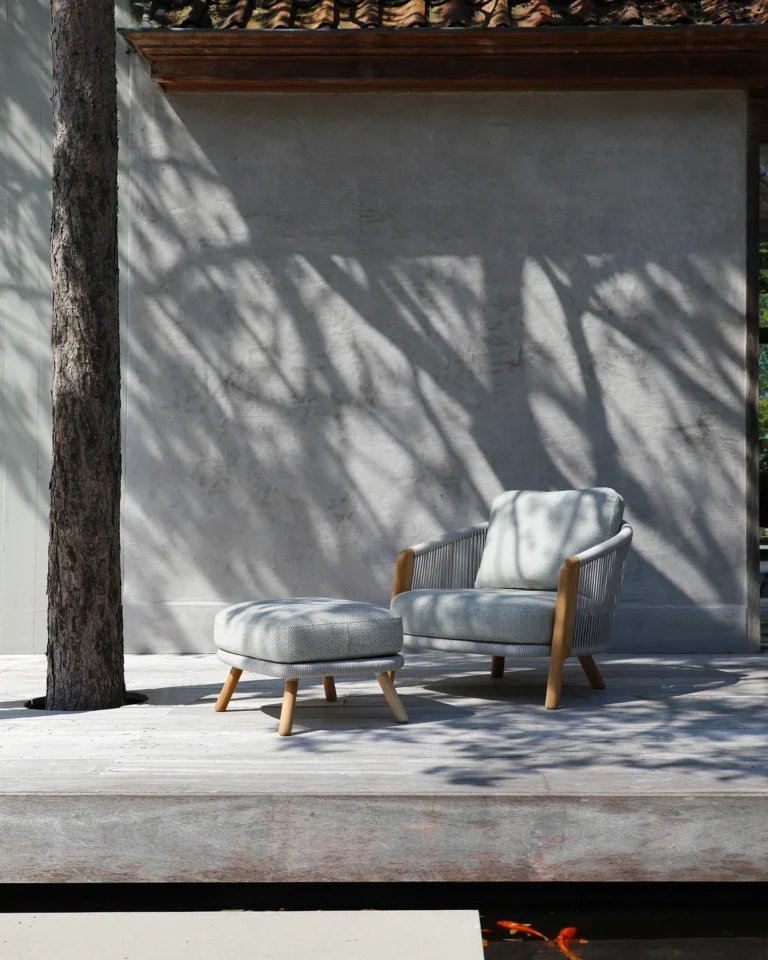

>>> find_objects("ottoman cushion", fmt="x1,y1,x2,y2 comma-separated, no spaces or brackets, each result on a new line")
214,597,403,664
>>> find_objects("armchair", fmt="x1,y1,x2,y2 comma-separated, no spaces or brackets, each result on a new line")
391,488,632,708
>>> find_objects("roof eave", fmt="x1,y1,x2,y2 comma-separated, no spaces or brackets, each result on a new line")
119,24,768,92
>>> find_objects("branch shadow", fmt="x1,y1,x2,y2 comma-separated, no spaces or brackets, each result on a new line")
1,26,753,667
116,78,749,656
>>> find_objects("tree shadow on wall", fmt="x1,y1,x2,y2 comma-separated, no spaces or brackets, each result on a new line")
3,37,749,654
118,79,747,652
0,1,52,526
0,3,141,653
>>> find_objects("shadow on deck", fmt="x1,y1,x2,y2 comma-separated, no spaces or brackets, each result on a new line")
0,652,766,881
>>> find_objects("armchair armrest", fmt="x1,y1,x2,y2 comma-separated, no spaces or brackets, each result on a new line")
552,522,633,659
575,522,633,568
571,522,633,654
391,523,489,597
545,522,632,708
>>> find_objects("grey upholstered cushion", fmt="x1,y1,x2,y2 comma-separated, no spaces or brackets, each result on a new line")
474,487,624,590
391,588,557,646
215,598,403,664
403,636,553,658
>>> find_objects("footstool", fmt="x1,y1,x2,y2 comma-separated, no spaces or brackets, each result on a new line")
213,598,407,736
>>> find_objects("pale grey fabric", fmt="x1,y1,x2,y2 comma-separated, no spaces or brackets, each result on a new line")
403,635,552,657
474,488,624,590
218,648,404,679
215,598,403,664
391,588,557,646
411,524,488,591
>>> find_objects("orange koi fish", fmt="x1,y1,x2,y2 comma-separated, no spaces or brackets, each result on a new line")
553,926,589,960
496,921,552,943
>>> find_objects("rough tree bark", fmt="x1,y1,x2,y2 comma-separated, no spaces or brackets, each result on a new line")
47,0,125,710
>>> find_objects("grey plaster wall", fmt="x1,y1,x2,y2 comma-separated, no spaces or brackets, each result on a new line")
0,0,51,653
0,2,132,655
121,67,750,653
0,7,751,655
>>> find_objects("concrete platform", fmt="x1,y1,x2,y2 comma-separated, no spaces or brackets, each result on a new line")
0,911,484,960
1,653,767,881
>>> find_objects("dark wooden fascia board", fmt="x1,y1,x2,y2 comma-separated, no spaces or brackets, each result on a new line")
120,25,768,92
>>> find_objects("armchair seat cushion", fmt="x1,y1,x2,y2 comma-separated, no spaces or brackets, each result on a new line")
391,588,556,647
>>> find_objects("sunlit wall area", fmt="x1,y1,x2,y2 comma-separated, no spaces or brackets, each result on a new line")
120,68,749,653
0,0,52,654
0,1,134,656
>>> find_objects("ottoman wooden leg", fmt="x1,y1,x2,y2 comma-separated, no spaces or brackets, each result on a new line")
377,672,408,724
214,668,243,712
491,656,505,678
322,675,337,702
279,679,299,736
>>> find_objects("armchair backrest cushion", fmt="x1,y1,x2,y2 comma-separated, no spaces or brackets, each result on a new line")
474,488,625,590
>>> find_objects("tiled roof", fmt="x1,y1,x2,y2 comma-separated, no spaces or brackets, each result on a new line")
132,0,768,29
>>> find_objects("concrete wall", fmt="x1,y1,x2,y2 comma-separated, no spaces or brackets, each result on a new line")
0,1,132,654
0,0,51,653
121,64,750,653
0,4,752,653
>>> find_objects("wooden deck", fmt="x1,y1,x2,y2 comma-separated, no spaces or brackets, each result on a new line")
1,653,767,882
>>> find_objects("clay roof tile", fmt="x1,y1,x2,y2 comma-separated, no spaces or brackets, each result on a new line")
248,0,293,27
749,0,768,20
221,0,256,25
469,0,513,25
513,0,559,25
381,0,428,26
430,0,471,26
295,0,336,26
643,0,691,22
568,0,598,21
699,0,734,20
134,0,768,29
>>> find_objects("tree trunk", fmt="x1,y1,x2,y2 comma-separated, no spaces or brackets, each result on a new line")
47,0,125,710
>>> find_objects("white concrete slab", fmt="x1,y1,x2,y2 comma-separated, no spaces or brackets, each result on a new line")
0,911,484,960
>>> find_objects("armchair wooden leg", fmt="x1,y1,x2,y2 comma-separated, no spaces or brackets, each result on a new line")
377,672,409,723
388,670,396,683
579,655,605,690
279,679,299,736
546,554,580,710
491,656,505,678
545,653,565,710
214,668,243,712
322,675,337,702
